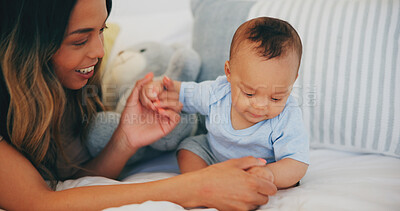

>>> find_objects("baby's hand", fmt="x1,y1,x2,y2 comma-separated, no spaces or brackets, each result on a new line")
139,77,164,112
247,165,274,183
139,75,182,113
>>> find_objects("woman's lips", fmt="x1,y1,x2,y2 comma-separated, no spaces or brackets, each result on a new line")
75,66,95,79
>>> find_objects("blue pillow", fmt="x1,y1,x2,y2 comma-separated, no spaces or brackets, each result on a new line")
191,0,257,82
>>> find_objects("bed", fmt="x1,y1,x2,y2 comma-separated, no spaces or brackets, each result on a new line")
57,149,400,210
57,0,400,210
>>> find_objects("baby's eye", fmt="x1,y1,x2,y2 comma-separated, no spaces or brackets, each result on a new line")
243,92,254,97
271,98,280,102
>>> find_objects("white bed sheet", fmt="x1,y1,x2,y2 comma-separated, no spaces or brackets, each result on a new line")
56,149,400,211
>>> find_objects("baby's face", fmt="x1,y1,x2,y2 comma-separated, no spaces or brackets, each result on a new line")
225,45,299,129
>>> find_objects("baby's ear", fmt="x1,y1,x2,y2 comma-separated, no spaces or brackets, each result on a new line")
224,60,231,82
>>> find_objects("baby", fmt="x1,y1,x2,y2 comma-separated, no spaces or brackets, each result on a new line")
141,17,309,189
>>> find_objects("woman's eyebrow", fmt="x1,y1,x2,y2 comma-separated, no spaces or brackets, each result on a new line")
68,28,94,35
68,20,107,36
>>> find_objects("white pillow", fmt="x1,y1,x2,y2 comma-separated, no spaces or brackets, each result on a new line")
248,0,400,157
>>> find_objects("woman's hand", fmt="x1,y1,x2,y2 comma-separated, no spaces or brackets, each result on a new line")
247,165,275,183
116,73,182,150
184,156,278,211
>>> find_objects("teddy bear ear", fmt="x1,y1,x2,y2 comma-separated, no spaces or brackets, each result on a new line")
164,47,201,82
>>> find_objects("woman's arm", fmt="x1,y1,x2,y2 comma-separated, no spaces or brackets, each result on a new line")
74,73,182,179
0,140,188,210
0,141,276,211
71,127,138,179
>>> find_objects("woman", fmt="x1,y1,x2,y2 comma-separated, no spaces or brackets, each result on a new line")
0,0,277,210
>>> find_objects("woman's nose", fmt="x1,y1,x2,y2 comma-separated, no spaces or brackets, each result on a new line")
88,35,105,59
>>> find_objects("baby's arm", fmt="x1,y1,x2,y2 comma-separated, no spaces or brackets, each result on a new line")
177,149,208,173
262,101,309,189
267,158,308,189
248,158,308,189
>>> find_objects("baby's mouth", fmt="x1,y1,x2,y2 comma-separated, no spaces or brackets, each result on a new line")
249,112,266,119
75,66,94,74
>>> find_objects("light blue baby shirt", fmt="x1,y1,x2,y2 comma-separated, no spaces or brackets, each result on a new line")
179,76,309,164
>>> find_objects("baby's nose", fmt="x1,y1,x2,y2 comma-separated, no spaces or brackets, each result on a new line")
250,98,269,109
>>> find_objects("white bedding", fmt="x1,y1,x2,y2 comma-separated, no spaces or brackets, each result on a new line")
56,149,400,211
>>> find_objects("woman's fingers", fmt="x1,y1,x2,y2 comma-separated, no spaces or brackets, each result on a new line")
193,159,277,209
163,76,175,91
140,86,157,111
220,185,269,211
126,72,154,107
231,157,277,195
140,89,181,113
158,108,181,124
255,176,277,196
229,156,267,170
136,74,167,111
157,109,181,135
252,194,270,207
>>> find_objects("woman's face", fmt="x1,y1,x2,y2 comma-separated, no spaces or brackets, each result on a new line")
52,0,108,90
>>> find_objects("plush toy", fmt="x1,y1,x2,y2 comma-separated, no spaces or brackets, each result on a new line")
102,41,201,111
86,42,201,164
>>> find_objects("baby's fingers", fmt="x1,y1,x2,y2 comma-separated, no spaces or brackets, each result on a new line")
139,85,158,111
154,100,183,113
158,90,180,102
140,80,165,110
143,83,162,101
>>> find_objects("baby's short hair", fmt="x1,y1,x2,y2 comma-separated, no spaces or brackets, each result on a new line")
230,17,302,63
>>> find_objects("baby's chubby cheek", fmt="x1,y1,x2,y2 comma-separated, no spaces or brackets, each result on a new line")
246,166,274,183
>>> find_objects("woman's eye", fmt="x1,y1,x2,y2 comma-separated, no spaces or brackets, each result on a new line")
100,25,108,34
74,40,87,46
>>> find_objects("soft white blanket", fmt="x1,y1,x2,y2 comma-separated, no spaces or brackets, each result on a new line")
57,149,400,211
